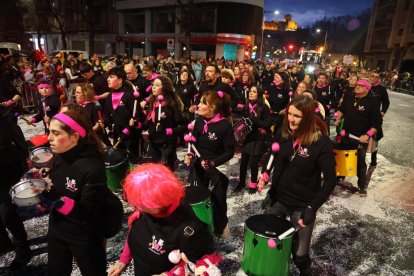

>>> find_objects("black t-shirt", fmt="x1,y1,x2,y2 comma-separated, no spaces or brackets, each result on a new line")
128,204,214,276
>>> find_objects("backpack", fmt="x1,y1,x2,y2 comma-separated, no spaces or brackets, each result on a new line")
101,187,124,238
86,183,124,238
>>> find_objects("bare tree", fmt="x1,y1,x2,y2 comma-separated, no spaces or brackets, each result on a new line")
175,0,194,59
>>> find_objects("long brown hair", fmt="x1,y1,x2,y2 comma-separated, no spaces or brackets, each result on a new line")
202,90,231,118
52,108,106,158
148,76,184,113
281,94,327,145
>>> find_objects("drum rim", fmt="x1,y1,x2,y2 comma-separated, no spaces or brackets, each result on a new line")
30,147,53,158
105,156,128,168
244,214,294,240
10,178,47,198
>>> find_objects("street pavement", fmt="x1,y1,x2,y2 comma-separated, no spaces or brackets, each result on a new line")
1,91,413,275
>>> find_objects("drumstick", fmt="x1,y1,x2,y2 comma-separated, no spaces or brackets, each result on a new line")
157,95,164,121
41,98,49,128
187,123,194,153
266,142,280,171
278,227,295,240
113,139,122,149
288,91,293,102
191,144,201,158
15,112,36,127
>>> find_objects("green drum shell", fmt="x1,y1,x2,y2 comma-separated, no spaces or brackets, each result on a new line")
184,186,215,233
105,157,128,191
242,214,294,276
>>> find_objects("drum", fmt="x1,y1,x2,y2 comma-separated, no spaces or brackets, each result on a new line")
184,186,214,233
10,178,47,207
105,148,128,190
30,147,53,168
233,117,253,143
242,214,294,276
333,143,358,176
27,134,49,150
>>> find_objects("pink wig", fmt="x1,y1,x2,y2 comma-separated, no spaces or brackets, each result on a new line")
123,163,185,210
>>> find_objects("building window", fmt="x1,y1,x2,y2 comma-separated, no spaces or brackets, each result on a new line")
153,10,175,33
191,8,215,33
94,41,105,54
125,12,145,33
72,40,86,51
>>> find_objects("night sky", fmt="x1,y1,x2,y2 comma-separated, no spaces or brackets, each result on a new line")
264,0,373,27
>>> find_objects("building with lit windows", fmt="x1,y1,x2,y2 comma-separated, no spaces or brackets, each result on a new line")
116,0,263,60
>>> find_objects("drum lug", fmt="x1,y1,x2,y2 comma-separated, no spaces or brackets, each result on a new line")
277,243,283,250
252,234,258,247
345,154,349,157
206,201,213,209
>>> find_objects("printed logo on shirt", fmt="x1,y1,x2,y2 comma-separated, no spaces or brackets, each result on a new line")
298,147,310,158
358,105,365,111
183,89,187,94
277,93,283,98
149,235,166,255
322,91,327,97
161,111,166,119
65,177,78,192
119,101,124,107
208,132,217,141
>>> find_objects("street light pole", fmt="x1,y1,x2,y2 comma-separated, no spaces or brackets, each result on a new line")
324,31,328,52
260,14,264,60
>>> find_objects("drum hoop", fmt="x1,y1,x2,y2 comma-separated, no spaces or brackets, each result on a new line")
105,156,128,168
30,147,53,157
10,179,47,197
244,224,294,240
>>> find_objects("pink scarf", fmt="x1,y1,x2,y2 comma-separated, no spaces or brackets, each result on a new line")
248,103,257,114
202,114,224,133
147,100,166,122
112,92,125,110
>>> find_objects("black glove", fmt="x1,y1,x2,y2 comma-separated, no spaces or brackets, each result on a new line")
301,206,316,225
39,187,63,209
201,159,215,170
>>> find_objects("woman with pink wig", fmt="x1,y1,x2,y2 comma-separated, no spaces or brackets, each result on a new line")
108,163,216,276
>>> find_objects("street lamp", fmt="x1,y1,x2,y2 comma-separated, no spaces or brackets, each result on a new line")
274,10,279,15
316,29,328,52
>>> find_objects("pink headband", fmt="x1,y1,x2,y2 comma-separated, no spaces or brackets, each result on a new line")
38,84,52,89
53,113,86,138
356,79,371,91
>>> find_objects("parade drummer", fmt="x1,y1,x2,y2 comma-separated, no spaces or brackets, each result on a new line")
336,79,382,196
108,163,217,276
0,114,32,268
104,67,143,152
74,83,112,146
29,80,61,133
233,85,272,193
265,71,290,133
368,71,390,167
141,75,186,171
262,95,336,275
35,109,108,275
312,72,335,134
0,77,22,124
189,91,235,237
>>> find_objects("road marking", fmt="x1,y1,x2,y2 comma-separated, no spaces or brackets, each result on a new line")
397,104,410,107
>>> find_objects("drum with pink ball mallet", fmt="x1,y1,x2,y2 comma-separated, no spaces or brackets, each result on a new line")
333,129,358,176
242,214,295,276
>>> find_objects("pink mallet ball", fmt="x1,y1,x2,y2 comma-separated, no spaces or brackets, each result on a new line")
268,239,276,248
334,111,338,118
340,130,346,137
271,142,280,153
133,91,140,98
158,95,164,101
184,134,192,142
188,123,194,131
289,91,293,97
168,249,181,264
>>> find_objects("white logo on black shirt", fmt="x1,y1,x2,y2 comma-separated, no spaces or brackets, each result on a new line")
65,177,78,192
208,132,217,140
149,235,166,255
298,148,310,158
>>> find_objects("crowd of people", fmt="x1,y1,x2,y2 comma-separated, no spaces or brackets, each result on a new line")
0,51,390,275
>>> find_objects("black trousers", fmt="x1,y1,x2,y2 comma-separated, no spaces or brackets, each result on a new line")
150,141,177,171
265,201,314,274
239,151,261,184
0,161,28,249
193,162,229,235
47,230,106,276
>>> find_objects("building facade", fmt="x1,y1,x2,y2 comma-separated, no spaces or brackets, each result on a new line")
116,0,263,60
365,0,414,71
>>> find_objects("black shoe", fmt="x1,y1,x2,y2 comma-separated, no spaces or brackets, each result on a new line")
358,189,367,197
0,241,14,255
370,162,377,167
233,183,244,192
10,246,33,269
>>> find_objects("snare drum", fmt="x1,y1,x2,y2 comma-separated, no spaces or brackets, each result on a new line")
184,186,214,233
30,147,53,168
105,148,128,190
27,134,49,150
333,143,358,176
10,178,47,207
242,214,294,276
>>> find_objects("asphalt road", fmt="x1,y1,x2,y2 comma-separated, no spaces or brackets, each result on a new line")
1,90,413,276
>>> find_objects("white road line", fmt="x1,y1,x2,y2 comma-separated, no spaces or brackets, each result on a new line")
397,104,410,107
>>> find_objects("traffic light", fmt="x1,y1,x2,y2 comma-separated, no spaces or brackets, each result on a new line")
288,44,295,50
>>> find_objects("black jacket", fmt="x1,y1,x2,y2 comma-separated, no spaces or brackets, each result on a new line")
268,135,336,210
128,204,214,276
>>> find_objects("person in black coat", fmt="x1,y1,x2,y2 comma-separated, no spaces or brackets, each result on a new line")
233,85,272,192
36,108,108,275
262,95,336,275
143,75,186,171
0,114,32,269
189,91,235,237
108,164,218,276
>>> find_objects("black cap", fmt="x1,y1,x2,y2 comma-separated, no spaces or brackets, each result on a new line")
79,63,93,74
107,67,126,80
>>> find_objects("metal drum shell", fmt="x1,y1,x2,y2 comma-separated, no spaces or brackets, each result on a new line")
10,178,47,207
30,147,53,169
